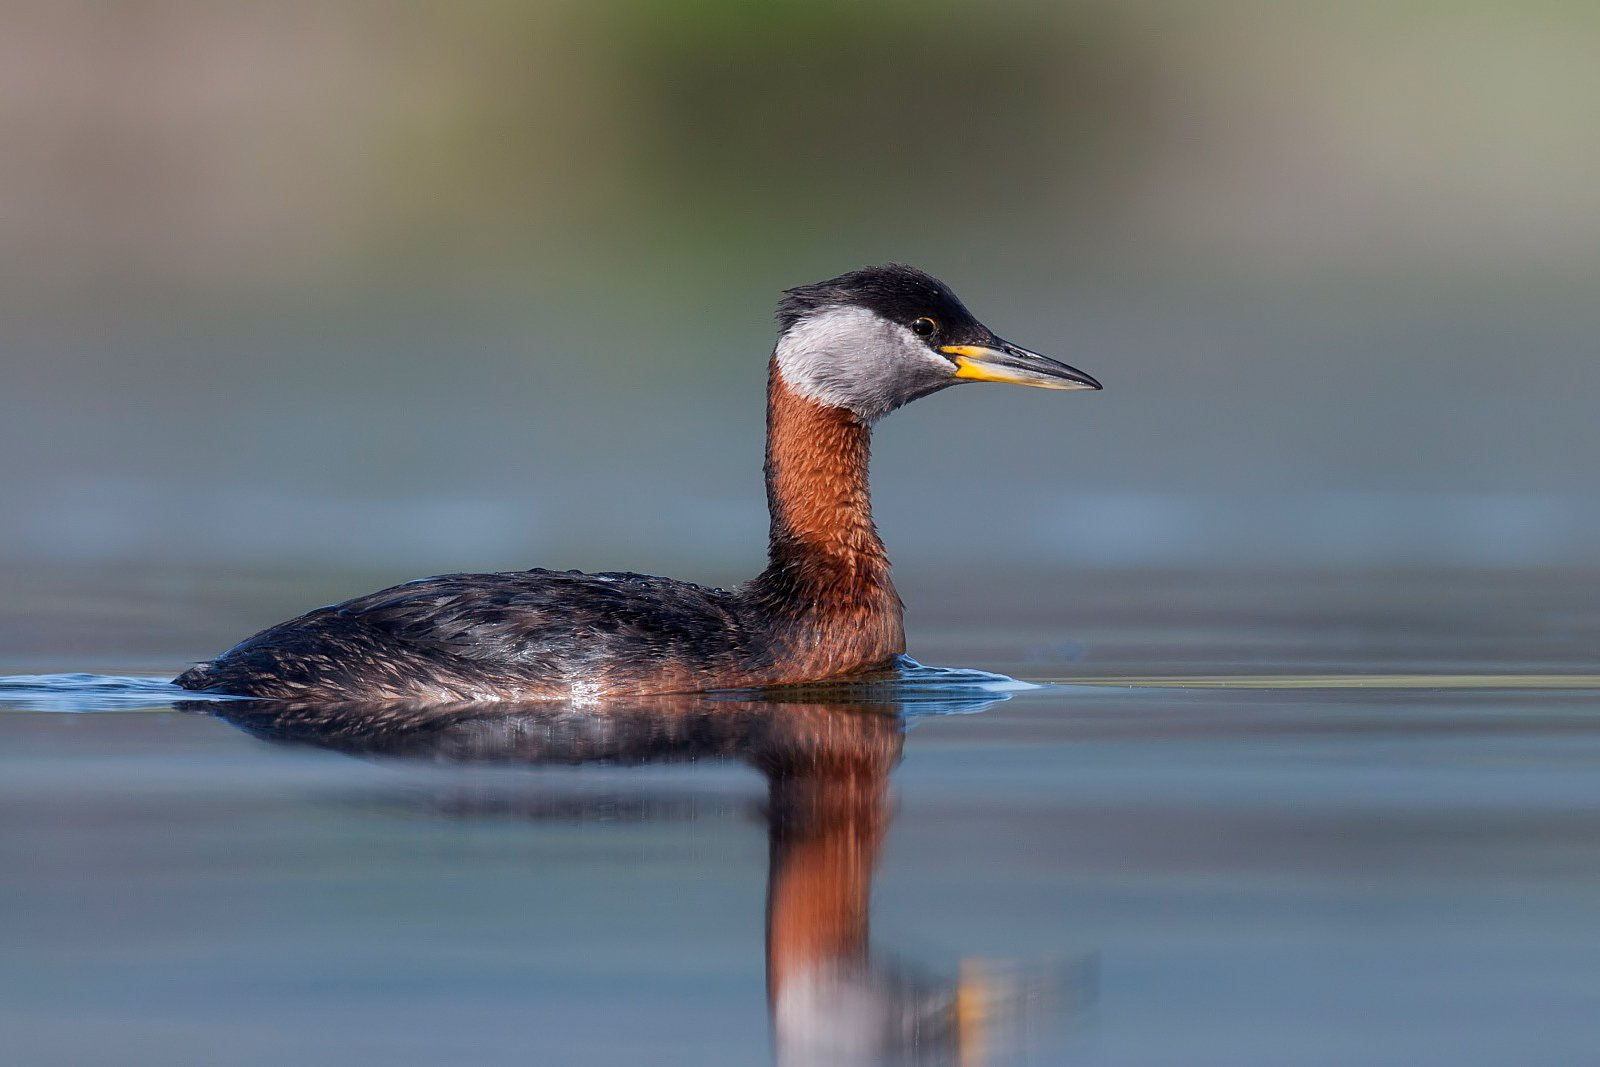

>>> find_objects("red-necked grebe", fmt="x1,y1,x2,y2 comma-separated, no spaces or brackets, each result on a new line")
176,265,1101,702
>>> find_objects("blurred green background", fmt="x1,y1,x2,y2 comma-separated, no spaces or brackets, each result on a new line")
3,0,1598,606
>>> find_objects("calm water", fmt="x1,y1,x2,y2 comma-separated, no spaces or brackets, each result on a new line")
3,569,1599,1065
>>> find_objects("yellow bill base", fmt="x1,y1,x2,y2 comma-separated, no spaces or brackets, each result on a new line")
945,349,1077,390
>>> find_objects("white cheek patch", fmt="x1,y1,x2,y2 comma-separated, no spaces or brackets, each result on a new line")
774,306,885,410
774,306,952,420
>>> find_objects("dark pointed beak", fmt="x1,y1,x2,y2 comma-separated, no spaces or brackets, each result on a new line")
938,341,1102,391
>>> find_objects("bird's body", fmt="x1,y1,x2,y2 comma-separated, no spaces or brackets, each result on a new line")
176,570,768,703
177,265,1098,702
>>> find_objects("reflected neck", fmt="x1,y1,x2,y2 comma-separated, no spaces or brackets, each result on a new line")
762,717,898,1009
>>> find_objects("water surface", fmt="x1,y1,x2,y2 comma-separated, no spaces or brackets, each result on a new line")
3,570,1598,1065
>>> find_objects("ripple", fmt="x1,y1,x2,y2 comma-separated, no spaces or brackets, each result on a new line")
717,655,1041,717
0,673,237,712
0,657,1037,716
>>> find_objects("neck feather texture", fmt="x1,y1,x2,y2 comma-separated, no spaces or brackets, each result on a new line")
753,363,902,649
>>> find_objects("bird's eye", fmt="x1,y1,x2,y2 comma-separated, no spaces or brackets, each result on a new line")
911,317,938,337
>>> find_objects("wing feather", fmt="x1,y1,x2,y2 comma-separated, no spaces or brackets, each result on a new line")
332,569,746,666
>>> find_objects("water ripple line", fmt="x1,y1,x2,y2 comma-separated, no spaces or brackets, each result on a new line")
0,658,1034,716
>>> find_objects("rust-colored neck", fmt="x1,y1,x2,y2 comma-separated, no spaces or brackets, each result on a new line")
758,363,895,609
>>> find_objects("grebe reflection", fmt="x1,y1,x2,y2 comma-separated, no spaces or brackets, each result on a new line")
203,688,1076,1063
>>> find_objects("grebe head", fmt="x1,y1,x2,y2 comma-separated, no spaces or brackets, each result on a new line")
774,263,1101,421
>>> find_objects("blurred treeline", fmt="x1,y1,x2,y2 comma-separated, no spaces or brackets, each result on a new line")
3,1,1598,577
